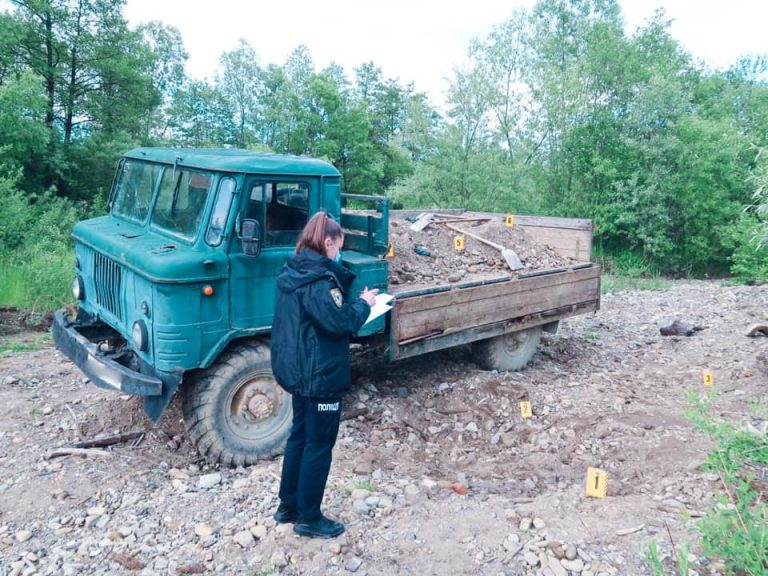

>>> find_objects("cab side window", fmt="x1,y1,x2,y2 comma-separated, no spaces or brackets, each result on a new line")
245,181,309,247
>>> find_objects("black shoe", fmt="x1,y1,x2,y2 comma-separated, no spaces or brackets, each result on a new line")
293,515,345,539
274,503,299,524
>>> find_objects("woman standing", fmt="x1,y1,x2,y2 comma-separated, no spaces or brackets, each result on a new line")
270,211,377,539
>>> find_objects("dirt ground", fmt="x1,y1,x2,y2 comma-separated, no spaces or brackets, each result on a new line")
1,280,767,576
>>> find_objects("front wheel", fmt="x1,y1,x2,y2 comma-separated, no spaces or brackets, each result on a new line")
472,326,543,371
181,341,292,467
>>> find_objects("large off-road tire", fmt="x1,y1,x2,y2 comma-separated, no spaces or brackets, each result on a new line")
472,326,543,371
181,341,292,467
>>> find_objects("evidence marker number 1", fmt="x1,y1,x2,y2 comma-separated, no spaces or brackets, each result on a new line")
586,467,608,498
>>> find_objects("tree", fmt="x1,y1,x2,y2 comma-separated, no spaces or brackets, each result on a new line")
135,21,188,142
168,80,235,147
217,39,261,148
1,0,164,196
0,71,48,179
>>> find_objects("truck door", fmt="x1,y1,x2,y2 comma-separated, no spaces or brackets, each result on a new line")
229,177,313,330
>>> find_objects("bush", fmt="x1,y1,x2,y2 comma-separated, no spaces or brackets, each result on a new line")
0,168,31,251
726,214,768,284
0,170,83,311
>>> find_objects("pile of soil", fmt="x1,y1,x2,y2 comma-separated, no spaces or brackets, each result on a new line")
388,213,578,290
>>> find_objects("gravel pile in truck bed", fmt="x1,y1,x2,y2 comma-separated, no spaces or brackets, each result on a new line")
387,213,579,291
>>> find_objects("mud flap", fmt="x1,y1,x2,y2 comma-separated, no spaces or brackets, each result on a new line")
143,372,183,423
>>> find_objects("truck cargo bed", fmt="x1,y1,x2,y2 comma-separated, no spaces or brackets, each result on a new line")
389,263,600,361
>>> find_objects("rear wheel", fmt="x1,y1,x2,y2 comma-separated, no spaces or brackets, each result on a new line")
472,326,543,371
181,341,292,467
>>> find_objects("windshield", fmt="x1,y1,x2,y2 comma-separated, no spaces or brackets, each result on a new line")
111,160,162,223
151,168,212,240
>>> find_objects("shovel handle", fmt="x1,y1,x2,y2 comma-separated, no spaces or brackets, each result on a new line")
442,223,504,251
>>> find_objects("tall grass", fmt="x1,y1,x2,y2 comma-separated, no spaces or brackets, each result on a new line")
0,261,27,307
0,249,74,312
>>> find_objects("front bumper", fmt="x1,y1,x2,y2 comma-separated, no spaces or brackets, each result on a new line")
52,310,162,396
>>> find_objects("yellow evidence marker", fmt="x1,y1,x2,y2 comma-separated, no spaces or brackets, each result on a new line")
586,467,608,498
386,243,394,258
453,235,465,251
520,401,532,418
703,370,714,387
505,214,515,227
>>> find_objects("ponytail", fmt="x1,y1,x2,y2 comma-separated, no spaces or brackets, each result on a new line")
295,211,342,255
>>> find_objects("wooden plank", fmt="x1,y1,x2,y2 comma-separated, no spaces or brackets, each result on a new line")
389,210,593,231
513,214,593,230
395,273,599,341
397,265,598,315
393,266,600,341
395,279,599,341
392,299,599,360
517,226,592,261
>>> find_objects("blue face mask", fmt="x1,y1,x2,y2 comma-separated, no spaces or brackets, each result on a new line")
334,250,342,264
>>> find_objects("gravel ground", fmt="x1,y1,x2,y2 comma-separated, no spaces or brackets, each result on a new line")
1,280,767,576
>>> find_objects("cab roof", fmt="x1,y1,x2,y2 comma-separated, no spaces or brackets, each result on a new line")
124,147,340,177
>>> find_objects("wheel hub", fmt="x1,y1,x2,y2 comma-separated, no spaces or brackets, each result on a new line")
231,379,276,425
245,393,273,420
503,331,527,351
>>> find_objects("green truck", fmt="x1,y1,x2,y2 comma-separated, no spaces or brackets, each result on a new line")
52,148,600,467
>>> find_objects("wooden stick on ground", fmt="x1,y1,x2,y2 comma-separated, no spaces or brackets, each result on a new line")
401,417,428,441
44,447,113,460
70,431,145,449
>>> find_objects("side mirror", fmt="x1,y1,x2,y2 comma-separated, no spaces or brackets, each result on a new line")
238,218,262,257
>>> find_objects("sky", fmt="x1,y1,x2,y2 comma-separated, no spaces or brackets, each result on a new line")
118,1,768,109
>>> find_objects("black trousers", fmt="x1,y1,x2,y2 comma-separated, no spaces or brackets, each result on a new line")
278,395,342,520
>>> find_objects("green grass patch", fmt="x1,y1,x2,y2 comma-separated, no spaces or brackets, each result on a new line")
601,273,672,294
682,389,768,575
0,262,27,307
0,333,51,354
0,249,73,312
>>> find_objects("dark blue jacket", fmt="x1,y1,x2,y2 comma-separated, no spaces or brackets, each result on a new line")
271,248,370,399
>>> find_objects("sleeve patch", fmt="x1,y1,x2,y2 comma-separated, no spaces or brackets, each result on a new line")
330,288,344,308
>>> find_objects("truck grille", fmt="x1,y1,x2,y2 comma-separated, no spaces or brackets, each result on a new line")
93,252,123,320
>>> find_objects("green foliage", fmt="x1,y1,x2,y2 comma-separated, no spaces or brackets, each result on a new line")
642,539,692,576
725,214,768,284
642,540,666,576
401,0,768,275
0,0,768,318
0,167,79,311
749,148,768,249
600,274,670,294
0,167,31,250
685,389,768,575
387,146,543,214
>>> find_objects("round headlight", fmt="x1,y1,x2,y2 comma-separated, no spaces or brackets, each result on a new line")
132,320,148,352
72,276,85,300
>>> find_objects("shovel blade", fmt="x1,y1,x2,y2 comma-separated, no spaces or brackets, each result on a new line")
409,212,434,231
502,248,524,270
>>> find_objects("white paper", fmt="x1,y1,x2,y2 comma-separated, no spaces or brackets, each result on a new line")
364,293,394,326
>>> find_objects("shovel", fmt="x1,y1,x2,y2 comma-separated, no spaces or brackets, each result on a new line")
409,212,434,231
443,223,524,271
